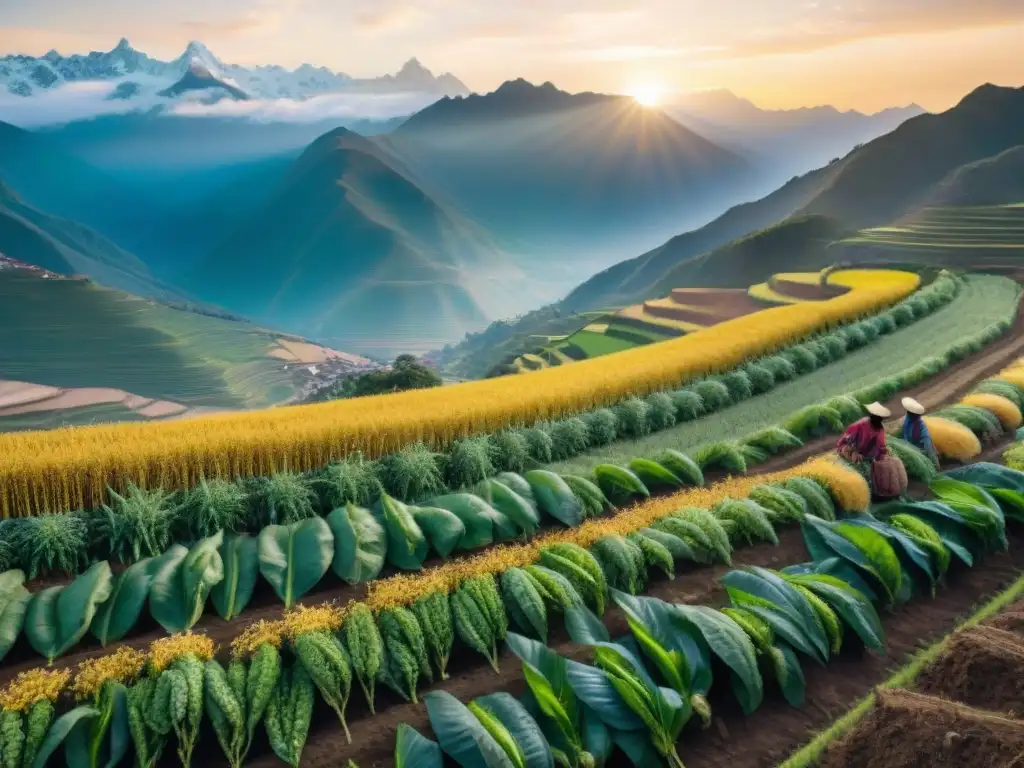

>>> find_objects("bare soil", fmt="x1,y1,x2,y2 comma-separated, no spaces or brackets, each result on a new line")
772,279,849,301
915,625,1024,716
984,601,1024,637
820,688,1024,768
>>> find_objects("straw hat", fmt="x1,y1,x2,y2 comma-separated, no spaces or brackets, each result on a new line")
866,402,891,418
901,397,925,415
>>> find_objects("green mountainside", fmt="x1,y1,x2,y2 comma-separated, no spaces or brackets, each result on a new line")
187,127,527,357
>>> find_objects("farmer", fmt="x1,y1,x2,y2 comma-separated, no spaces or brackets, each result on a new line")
901,397,939,465
836,402,890,476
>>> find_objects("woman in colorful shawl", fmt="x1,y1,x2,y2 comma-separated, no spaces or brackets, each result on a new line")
901,397,939,466
836,402,890,484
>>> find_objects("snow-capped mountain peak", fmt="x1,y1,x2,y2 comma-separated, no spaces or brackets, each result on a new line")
0,39,470,101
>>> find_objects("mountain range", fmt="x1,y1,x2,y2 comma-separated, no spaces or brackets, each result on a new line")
184,128,529,356
435,82,1024,377
380,79,757,263
669,89,924,176
0,39,469,101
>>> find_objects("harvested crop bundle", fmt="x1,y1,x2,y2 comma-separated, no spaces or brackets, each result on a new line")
924,417,982,462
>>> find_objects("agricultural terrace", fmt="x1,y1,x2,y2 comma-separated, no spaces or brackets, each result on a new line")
552,273,1020,475
839,204,1024,268
519,270,845,370
0,269,917,517
0,270,353,429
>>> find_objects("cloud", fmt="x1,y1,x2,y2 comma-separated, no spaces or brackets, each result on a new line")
726,0,1024,58
170,89,438,122
354,6,427,33
0,77,438,127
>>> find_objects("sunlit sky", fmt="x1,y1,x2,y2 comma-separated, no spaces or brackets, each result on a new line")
2,0,1023,113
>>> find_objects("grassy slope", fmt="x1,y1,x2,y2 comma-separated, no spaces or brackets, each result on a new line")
0,271,300,411
550,275,1019,474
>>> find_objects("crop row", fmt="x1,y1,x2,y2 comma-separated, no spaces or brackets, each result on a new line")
4,455,1021,767
402,461,1021,768
0,269,920,518
2,323,1019,664
0,270,964,533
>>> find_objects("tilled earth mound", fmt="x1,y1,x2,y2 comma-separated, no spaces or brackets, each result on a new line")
916,625,1024,716
822,688,1024,768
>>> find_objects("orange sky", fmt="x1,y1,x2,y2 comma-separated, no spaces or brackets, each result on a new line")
1,0,1023,113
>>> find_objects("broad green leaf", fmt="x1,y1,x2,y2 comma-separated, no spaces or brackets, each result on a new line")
521,664,577,754
874,500,978,564
31,705,98,768
91,557,154,646
26,561,113,662
581,705,613,766
563,606,610,646
411,506,466,559
832,523,902,599
802,518,894,604
327,503,386,584
793,577,884,651
424,690,515,768
673,604,762,714
211,534,259,621
428,494,516,550
987,488,1024,523
843,518,936,590
523,471,583,527
771,642,806,708
478,692,554,768
0,570,29,662
720,568,829,662
506,633,580,731
930,478,1006,549
726,591,821,663
380,494,430,566
610,729,662,767
611,591,707,695
564,659,644,731
943,461,1024,492
65,681,130,768
477,479,541,535
395,723,443,768
258,519,332,608
150,534,224,634
623,614,687,693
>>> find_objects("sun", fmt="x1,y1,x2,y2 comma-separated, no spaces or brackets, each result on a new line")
629,84,662,107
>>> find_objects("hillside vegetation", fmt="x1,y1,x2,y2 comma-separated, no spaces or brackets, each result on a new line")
188,128,527,357
0,270,311,412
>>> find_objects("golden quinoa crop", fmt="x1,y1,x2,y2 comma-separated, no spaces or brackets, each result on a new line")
149,633,216,673
0,269,918,518
71,646,147,700
0,668,70,712
924,417,982,463
960,393,1023,430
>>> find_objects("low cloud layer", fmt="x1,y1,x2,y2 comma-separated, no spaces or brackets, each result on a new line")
0,77,440,128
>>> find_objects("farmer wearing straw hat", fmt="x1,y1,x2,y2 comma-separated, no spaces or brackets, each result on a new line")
836,402,891,486
901,397,939,466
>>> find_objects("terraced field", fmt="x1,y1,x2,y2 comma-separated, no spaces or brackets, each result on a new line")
551,274,1021,475
515,271,842,371
0,270,342,429
839,204,1024,266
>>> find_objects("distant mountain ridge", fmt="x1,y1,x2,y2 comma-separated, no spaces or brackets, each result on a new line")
187,127,530,356
0,38,469,100
668,88,925,179
380,79,757,262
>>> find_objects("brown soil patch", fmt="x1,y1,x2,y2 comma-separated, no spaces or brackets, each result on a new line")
270,339,371,366
772,278,849,301
0,381,60,408
670,288,769,315
821,689,1024,768
136,400,188,418
0,386,129,415
916,625,1024,716
985,604,1024,638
